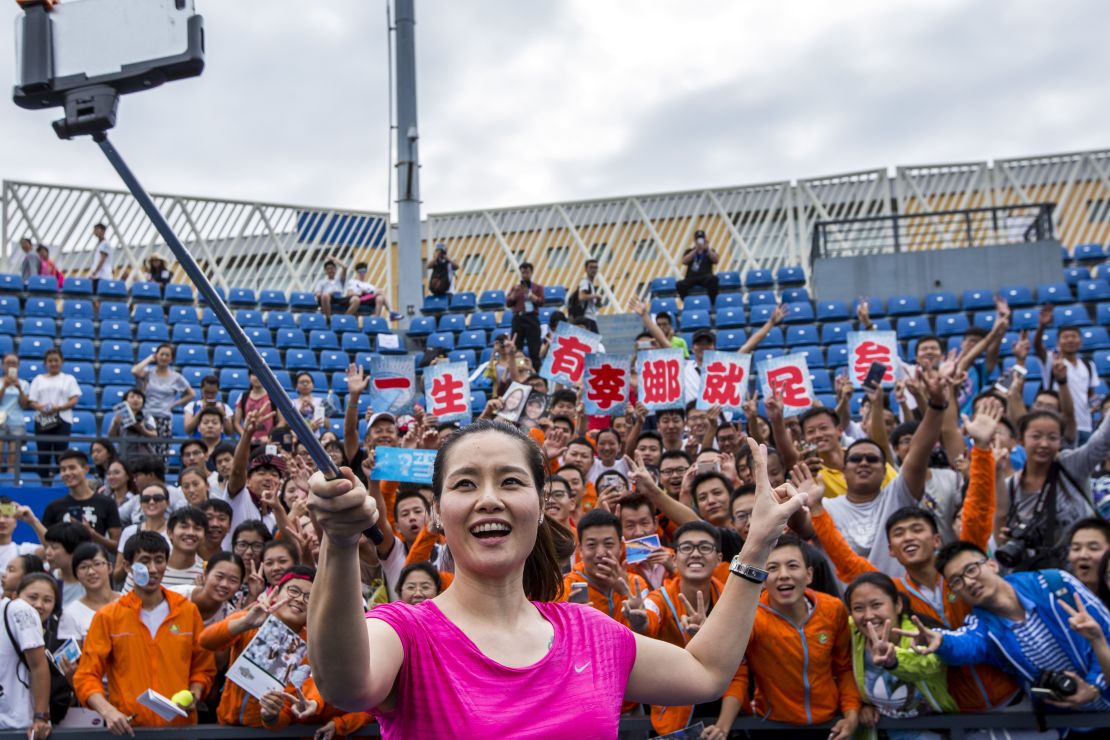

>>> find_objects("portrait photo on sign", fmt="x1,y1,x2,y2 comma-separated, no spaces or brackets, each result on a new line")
228,615,308,699
496,381,533,423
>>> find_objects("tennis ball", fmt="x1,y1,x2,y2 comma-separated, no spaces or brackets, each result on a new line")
172,690,194,708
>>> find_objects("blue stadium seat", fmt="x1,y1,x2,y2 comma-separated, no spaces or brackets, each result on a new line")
97,363,131,385
717,272,742,292
744,269,774,288
212,346,245,368
328,314,357,334
820,321,852,345
1065,266,1091,286
1096,350,1110,378
783,302,815,324
438,314,467,333
478,290,507,309
170,323,202,345
166,305,196,325
65,362,94,385
1075,243,1106,263
219,367,250,391
24,298,56,318
427,332,455,351
1081,327,1110,351
1097,265,1110,282
543,286,567,306
716,307,746,329
60,339,94,361
1078,280,1110,302
827,345,850,368
259,290,288,309
266,311,296,330
972,311,997,332
97,319,129,343
935,314,970,337
137,341,162,360
228,288,257,307
352,352,376,371
924,292,959,314
421,295,450,315
1011,308,1041,331
0,297,18,317
197,286,228,308
15,357,38,380
716,330,748,351
62,300,93,319
17,336,53,356
244,327,272,347
468,312,497,332
1038,283,1073,305
1041,329,1058,351
206,326,231,346
809,368,833,391
163,284,193,303
236,310,264,328
308,330,339,350
98,341,133,363
470,391,488,414
961,289,995,311
680,310,711,331
100,384,130,409
341,332,372,353
70,411,97,438
272,370,293,392
759,327,784,348
0,316,14,336
896,316,932,339
449,350,477,370
133,304,163,324
22,317,55,336
649,277,677,297
199,308,221,328
888,296,922,316
285,349,318,371
815,300,849,322
746,290,777,307
130,281,162,301
297,313,327,332
457,330,487,351
137,322,169,342
651,298,679,317
776,265,806,286
749,304,775,324
96,279,127,298
786,325,818,346
753,348,785,365
853,296,885,317
258,348,282,369
999,285,1034,307
25,276,56,294
289,291,317,310
362,316,389,335
1053,304,1091,328
376,334,405,355
320,350,349,372
1003,355,1043,381
61,277,94,296
276,328,307,349
0,275,20,292
450,292,477,313
1098,303,1110,327
714,294,743,312
781,288,810,304
870,318,894,332
176,344,208,366
178,367,210,390
406,317,436,338
684,295,711,312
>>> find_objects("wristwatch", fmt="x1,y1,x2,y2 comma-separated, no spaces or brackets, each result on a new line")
32,712,50,722
729,555,769,584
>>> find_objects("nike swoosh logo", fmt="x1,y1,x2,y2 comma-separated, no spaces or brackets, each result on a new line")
574,662,590,673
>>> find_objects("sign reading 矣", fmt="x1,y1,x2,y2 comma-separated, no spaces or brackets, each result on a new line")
696,350,752,414
583,354,630,417
757,353,815,417
539,323,603,387
371,446,437,485
636,348,685,412
422,361,472,425
846,331,898,389
369,355,417,415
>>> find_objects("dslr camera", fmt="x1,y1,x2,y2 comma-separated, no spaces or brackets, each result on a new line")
1033,670,1078,700
995,520,1037,568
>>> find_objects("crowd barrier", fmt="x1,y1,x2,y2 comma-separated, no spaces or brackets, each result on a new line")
3,710,1110,739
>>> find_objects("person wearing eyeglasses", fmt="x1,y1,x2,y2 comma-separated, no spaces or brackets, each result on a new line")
200,566,316,728
58,542,119,646
113,483,172,586
899,540,1110,712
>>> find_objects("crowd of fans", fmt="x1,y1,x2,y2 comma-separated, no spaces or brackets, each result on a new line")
1,229,1110,739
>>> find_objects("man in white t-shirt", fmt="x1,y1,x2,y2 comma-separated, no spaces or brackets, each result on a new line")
1036,317,1099,443
0,498,44,575
575,259,603,333
121,507,207,594
314,258,349,319
183,375,234,436
345,262,402,321
90,223,114,288
0,595,51,737
226,414,283,534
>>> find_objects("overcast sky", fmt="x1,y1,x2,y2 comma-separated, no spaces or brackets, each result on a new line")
3,0,1109,216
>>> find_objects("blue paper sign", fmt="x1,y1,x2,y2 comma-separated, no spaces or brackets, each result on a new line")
757,352,815,418
583,353,630,417
422,361,472,425
695,350,752,414
371,446,437,485
369,355,417,415
539,322,602,387
635,348,686,411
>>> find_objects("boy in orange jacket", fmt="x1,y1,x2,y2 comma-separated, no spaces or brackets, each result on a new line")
561,509,648,627
74,531,215,734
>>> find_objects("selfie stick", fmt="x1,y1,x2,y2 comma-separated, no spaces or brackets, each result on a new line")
92,133,383,544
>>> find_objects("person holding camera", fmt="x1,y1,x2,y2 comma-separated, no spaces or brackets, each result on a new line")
898,540,1110,712
506,262,545,370
184,375,234,436
426,243,458,297
676,229,719,305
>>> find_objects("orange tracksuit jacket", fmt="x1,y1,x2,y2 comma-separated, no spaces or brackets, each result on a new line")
264,676,373,737
733,589,861,724
643,577,730,735
74,589,216,727
560,562,649,627
810,446,1019,712
402,527,455,590
199,611,308,728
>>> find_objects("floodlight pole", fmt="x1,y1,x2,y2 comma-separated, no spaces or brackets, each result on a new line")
393,0,424,324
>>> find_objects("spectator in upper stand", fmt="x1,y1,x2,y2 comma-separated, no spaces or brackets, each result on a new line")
188,408,226,459
676,229,719,305
657,408,687,453
29,349,80,481
36,245,63,289
690,472,744,563
561,509,649,627
114,484,173,583
16,236,40,281
1036,305,1100,444
132,343,195,457
41,449,122,554
0,354,31,473
234,372,278,441
628,296,687,356
426,243,458,297
184,374,234,436
0,498,43,577
345,262,403,321
506,261,546,370
314,257,349,319
143,254,172,288
90,222,113,290
292,372,326,439
572,258,603,334
107,386,158,462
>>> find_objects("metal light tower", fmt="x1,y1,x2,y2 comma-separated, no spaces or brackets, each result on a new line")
393,0,423,323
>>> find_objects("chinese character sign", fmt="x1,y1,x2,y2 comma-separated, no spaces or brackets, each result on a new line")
369,355,417,415
539,323,602,387
846,331,897,389
371,446,437,485
583,354,630,417
696,351,752,413
422,361,472,425
636,349,685,411
757,353,815,417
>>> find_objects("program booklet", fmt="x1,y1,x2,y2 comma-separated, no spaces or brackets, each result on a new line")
136,689,188,721
227,615,308,699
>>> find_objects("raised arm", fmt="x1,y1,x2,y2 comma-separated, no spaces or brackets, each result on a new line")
1050,358,1079,443
227,409,267,499
627,453,700,528
343,364,370,464
960,399,1002,549
739,304,787,354
1033,304,1052,362
866,386,892,464
765,388,798,473
900,367,950,498
957,313,1009,375
131,352,155,380
629,297,671,349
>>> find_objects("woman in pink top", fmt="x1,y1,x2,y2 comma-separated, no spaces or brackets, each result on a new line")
307,420,804,738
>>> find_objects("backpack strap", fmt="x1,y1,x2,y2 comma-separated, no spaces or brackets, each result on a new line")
3,600,31,688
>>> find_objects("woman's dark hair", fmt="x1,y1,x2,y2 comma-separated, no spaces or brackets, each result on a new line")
397,562,442,595
844,571,945,630
1017,409,1064,438
231,520,273,545
1096,550,1110,612
89,438,118,477
12,554,46,578
262,538,301,564
71,542,111,574
595,428,621,450
432,419,569,601
106,457,138,495
16,572,62,617
205,551,246,580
